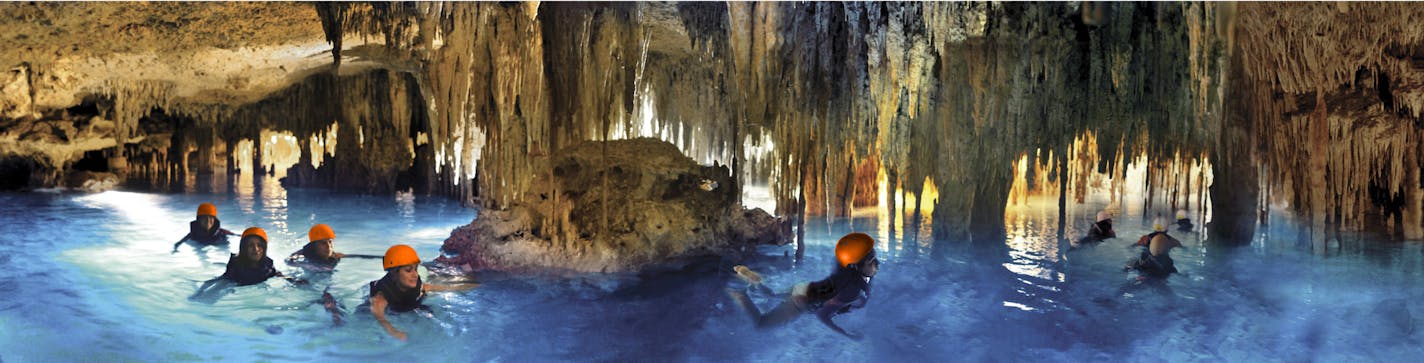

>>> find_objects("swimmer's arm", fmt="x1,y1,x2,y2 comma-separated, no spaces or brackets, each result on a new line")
172,234,193,251
341,254,383,259
273,270,307,285
424,281,479,292
370,294,407,341
815,298,863,340
220,228,237,236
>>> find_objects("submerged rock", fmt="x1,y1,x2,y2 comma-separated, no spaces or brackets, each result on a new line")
436,138,790,274
66,171,118,192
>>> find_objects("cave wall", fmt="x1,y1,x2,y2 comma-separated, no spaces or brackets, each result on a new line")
1233,3,1424,242
5,2,1422,248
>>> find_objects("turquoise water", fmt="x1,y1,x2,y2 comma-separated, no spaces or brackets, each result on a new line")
1,179,1422,362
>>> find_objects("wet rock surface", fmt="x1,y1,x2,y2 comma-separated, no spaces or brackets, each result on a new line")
436,138,789,274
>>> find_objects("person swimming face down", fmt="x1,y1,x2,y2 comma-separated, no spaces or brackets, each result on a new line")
727,232,879,341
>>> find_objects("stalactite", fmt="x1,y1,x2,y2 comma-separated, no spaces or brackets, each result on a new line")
1228,3,1424,244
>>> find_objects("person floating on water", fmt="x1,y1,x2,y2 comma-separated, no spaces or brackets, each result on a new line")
1090,210,1117,239
172,203,236,251
1175,209,1194,231
1124,234,1183,279
726,232,879,341
191,227,305,302
220,227,302,286
368,244,478,341
1074,210,1117,248
286,223,380,269
1132,217,1182,252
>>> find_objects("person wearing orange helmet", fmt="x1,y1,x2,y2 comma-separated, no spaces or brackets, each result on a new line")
726,232,880,341
172,203,237,251
285,224,369,267
367,244,477,341
218,227,291,285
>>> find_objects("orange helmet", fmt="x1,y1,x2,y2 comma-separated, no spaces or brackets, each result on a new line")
197,203,217,217
240,227,269,251
241,227,268,242
383,244,421,270
308,224,335,242
835,232,876,267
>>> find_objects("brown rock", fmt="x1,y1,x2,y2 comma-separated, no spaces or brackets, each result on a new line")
435,138,789,274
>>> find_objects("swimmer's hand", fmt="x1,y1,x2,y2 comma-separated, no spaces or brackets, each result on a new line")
387,327,407,341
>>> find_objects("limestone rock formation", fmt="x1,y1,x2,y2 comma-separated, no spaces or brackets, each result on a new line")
0,114,131,189
1,2,1421,259
435,138,790,273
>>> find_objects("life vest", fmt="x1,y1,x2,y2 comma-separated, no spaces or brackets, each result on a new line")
187,219,227,244
1131,251,1178,278
222,254,278,286
805,267,871,313
369,274,426,313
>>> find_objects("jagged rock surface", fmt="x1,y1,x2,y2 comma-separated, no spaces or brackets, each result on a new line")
1,2,1421,257
435,138,789,273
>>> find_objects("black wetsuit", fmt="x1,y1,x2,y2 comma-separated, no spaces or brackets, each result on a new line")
1176,218,1194,231
1087,220,1116,241
368,275,426,313
1129,251,1178,278
806,267,872,314
1082,217,1116,243
184,220,229,244
222,255,279,286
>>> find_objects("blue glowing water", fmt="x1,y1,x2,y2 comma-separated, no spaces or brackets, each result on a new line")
1,179,1422,362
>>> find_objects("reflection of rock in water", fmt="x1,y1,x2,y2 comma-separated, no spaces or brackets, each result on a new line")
437,138,790,274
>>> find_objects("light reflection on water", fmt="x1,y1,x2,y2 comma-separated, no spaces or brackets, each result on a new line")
0,177,1422,361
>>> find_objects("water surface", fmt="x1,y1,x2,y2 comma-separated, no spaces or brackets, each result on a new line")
1,180,1421,361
